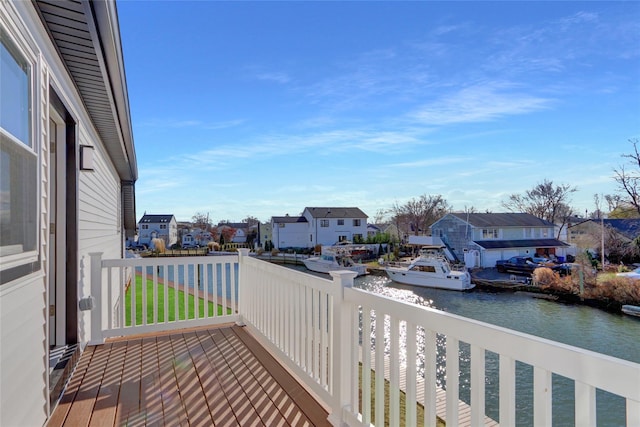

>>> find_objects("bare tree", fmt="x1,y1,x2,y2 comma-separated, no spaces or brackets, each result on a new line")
613,139,640,216
392,194,451,236
373,208,390,225
502,179,576,238
243,216,260,227
191,212,211,231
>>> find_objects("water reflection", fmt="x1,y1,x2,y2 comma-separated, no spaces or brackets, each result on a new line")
285,265,638,426
355,273,637,427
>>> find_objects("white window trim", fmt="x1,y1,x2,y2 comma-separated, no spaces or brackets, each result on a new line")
0,18,40,279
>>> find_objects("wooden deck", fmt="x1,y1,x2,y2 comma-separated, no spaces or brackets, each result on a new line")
47,324,331,426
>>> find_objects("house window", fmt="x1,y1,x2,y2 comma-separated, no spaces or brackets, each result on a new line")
141,224,148,230
320,220,329,227
353,233,363,242
278,223,285,228
160,224,166,229
337,219,344,226
482,228,498,239
1,29,38,285
353,219,361,226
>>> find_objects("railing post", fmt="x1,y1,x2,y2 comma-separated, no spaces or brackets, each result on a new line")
89,252,104,345
328,270,358,426
236,248,250,326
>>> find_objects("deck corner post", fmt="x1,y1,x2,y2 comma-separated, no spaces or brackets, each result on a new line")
89,252,104,345
329,270,358,426
236,248,251,325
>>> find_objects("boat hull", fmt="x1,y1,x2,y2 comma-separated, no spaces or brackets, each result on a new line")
303,258,367,277
384,268,474,291
621,305,640,317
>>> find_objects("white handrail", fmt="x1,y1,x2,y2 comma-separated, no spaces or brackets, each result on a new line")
90,253,241,342
90,251,640,426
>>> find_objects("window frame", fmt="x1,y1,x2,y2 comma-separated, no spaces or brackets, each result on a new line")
320,220,329,227
0,23,40,285
482,228,499,239
353,219,361,227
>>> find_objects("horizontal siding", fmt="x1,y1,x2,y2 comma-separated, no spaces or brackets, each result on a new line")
2,1,132,425
0,273,48,427
76,124,123,346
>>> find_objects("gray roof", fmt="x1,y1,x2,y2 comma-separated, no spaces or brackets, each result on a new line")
272,216,308,224
570,218,640,241
139,214,175,224
304,207,368,219
450,213,555,228
474,239,570,249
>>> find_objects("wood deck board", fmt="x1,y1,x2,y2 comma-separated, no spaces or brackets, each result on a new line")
169,332,214,426
232,326,331,426
62,343,111,426
47,346,95,427
88,341,126,427
156,334,189,426
215,328,292,426
204,329,265,426
47,325,330,427
140,336,164,426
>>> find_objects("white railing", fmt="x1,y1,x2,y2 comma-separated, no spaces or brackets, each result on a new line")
89,253,240,341
90,250,640,426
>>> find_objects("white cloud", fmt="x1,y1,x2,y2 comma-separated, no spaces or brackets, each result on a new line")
410,82,553,125
388,156,471,168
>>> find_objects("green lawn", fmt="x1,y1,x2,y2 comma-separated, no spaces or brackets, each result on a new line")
125,275,231,326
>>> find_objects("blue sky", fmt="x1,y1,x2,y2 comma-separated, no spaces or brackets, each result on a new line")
118,1,640,223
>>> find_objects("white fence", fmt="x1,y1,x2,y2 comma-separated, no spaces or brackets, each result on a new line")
89,253,240,340
90,250,640,426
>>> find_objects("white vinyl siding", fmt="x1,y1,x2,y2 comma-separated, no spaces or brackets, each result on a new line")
0,4,47,425
1,2,132,425
0,25,39,281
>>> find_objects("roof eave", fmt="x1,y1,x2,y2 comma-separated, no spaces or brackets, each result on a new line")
84,0,137,181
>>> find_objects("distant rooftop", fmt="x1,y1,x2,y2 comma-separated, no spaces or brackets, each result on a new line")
448,212,555,228
139,214,175,223
304,207,368,219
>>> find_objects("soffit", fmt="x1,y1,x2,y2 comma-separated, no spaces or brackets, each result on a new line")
34,0,137,182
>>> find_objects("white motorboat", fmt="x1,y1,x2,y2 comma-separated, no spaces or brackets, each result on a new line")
303,247,368,277
384,245,473,291
621,305,640,318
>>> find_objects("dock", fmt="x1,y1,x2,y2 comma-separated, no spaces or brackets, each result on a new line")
362,350,499,426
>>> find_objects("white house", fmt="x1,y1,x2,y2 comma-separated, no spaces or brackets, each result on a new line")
272,215,310,249
137,214,178,247
430,213,573,268
0,1,137,425
271,207,368,250
181,228,213,247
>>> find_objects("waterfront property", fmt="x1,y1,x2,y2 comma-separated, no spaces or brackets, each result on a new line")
272,207,369,250
430,213,574,268
49,251,639,426
137,214,178,247
2,1,639,426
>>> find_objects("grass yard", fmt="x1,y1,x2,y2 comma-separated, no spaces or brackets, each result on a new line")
125,275,231,326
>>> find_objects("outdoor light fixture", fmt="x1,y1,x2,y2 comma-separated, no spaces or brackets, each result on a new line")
80,145,95,171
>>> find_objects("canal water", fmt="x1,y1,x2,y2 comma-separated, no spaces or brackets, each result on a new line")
290,265,640,426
